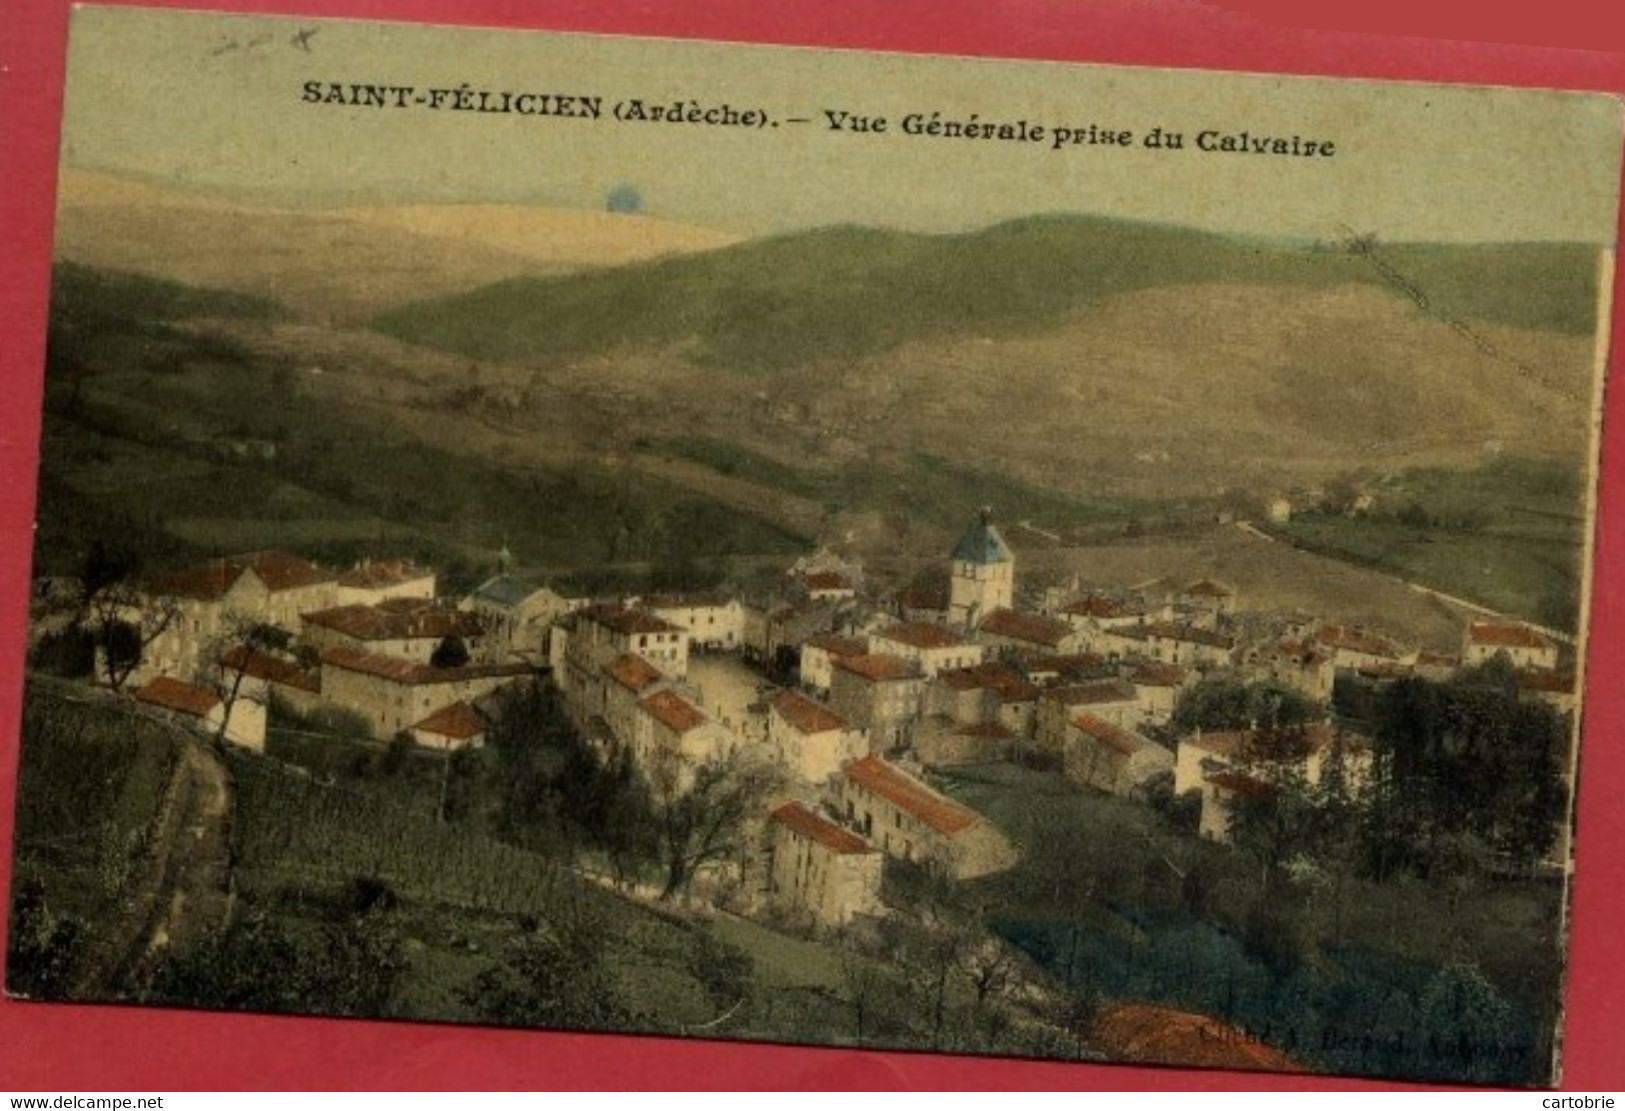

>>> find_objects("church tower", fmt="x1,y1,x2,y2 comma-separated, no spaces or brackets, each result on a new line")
947,508,1014,631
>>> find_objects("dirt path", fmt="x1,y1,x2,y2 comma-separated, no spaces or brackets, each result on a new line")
71,705,235,998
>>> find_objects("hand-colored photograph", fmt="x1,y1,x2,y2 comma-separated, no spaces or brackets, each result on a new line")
7,6,1620,1087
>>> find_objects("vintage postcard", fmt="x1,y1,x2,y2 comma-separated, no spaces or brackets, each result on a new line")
5,5,1621,1088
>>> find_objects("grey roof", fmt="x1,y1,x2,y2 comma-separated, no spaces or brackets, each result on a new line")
950,514,1013,565
468,573,553,609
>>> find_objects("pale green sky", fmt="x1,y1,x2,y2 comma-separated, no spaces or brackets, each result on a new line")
60,6,1625,243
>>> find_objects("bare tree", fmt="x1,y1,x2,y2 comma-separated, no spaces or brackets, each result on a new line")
208,617,286,747
651,749,780,902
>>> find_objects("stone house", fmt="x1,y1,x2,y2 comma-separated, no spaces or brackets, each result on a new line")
836,756,1015,879
646,592,746,652
633,688,739,792
828,653,926,755
1064,713,1174,796
1035,679,1140,757
869,621,985,678
1315,624,1408,672
1143,622,1237,669
573,603,690,679
139,550,337,683
976,608,1083,658
1127,662,1190,728
767,689,867,786
798,633,868,695
1174,722,1374,800
765,801,883,929
218,643,321,718
462,574,575,664
335,559,435,607
1464,622,1559,672
299,599,485,665
317,646,532,741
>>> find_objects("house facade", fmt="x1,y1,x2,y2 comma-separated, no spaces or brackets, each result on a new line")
765,802,883,928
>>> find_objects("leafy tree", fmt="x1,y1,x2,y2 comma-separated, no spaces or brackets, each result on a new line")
1173,678,1319,734
460,892,632,1030
5,878,84,999
1363,660,1567,876
154,908,406,1018
429,635,470,669
73,541,180,691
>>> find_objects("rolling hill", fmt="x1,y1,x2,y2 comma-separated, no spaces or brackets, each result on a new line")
370,215,1602,372
52,169,742,323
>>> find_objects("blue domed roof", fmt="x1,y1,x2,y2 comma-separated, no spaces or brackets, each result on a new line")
951,512,1012,565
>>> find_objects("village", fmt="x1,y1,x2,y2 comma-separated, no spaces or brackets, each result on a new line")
36,504,1578,935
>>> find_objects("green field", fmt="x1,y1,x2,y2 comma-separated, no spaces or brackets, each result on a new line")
7,681,182,998
932,762,1564,1085
373,216,1599,372
653,435,1167,537
1273,457,1587,630
33,265,811,593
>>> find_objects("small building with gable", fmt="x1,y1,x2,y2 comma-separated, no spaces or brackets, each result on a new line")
1465,622,1559,672
135,674,265,751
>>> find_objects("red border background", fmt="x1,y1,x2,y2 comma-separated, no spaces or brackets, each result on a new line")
3,0,1624,1092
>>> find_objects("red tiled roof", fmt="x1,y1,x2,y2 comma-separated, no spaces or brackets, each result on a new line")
580,604,682,636
1316,623,1401,659
602,653,665,692
219,645,320,692
772,689,849,735
939,661,1039,702
1187,722,1346,759
302,602,481,642
337,559,431,590
148,550,333,601
1145,622,1235,650
770,802,874,855
1020,653,1109,683
875,621,971,651
638,689,708,735
1092,1003,1302,1073
1517,669,1575,695
646,591,733,610
978,608,1072,647
833,653,921,683
1415,651,1460,669
1469,622,1554,651
1060,594,1141,620
412,701,487,740
804,633,868,658
893,584,949,611
1185,579,1233,599
1071,713,1148,755
135,676,220,718
321,646,531,685
1130,663,1189,688
796,571,851,592
1048,680,1136,707
844,756,978,836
